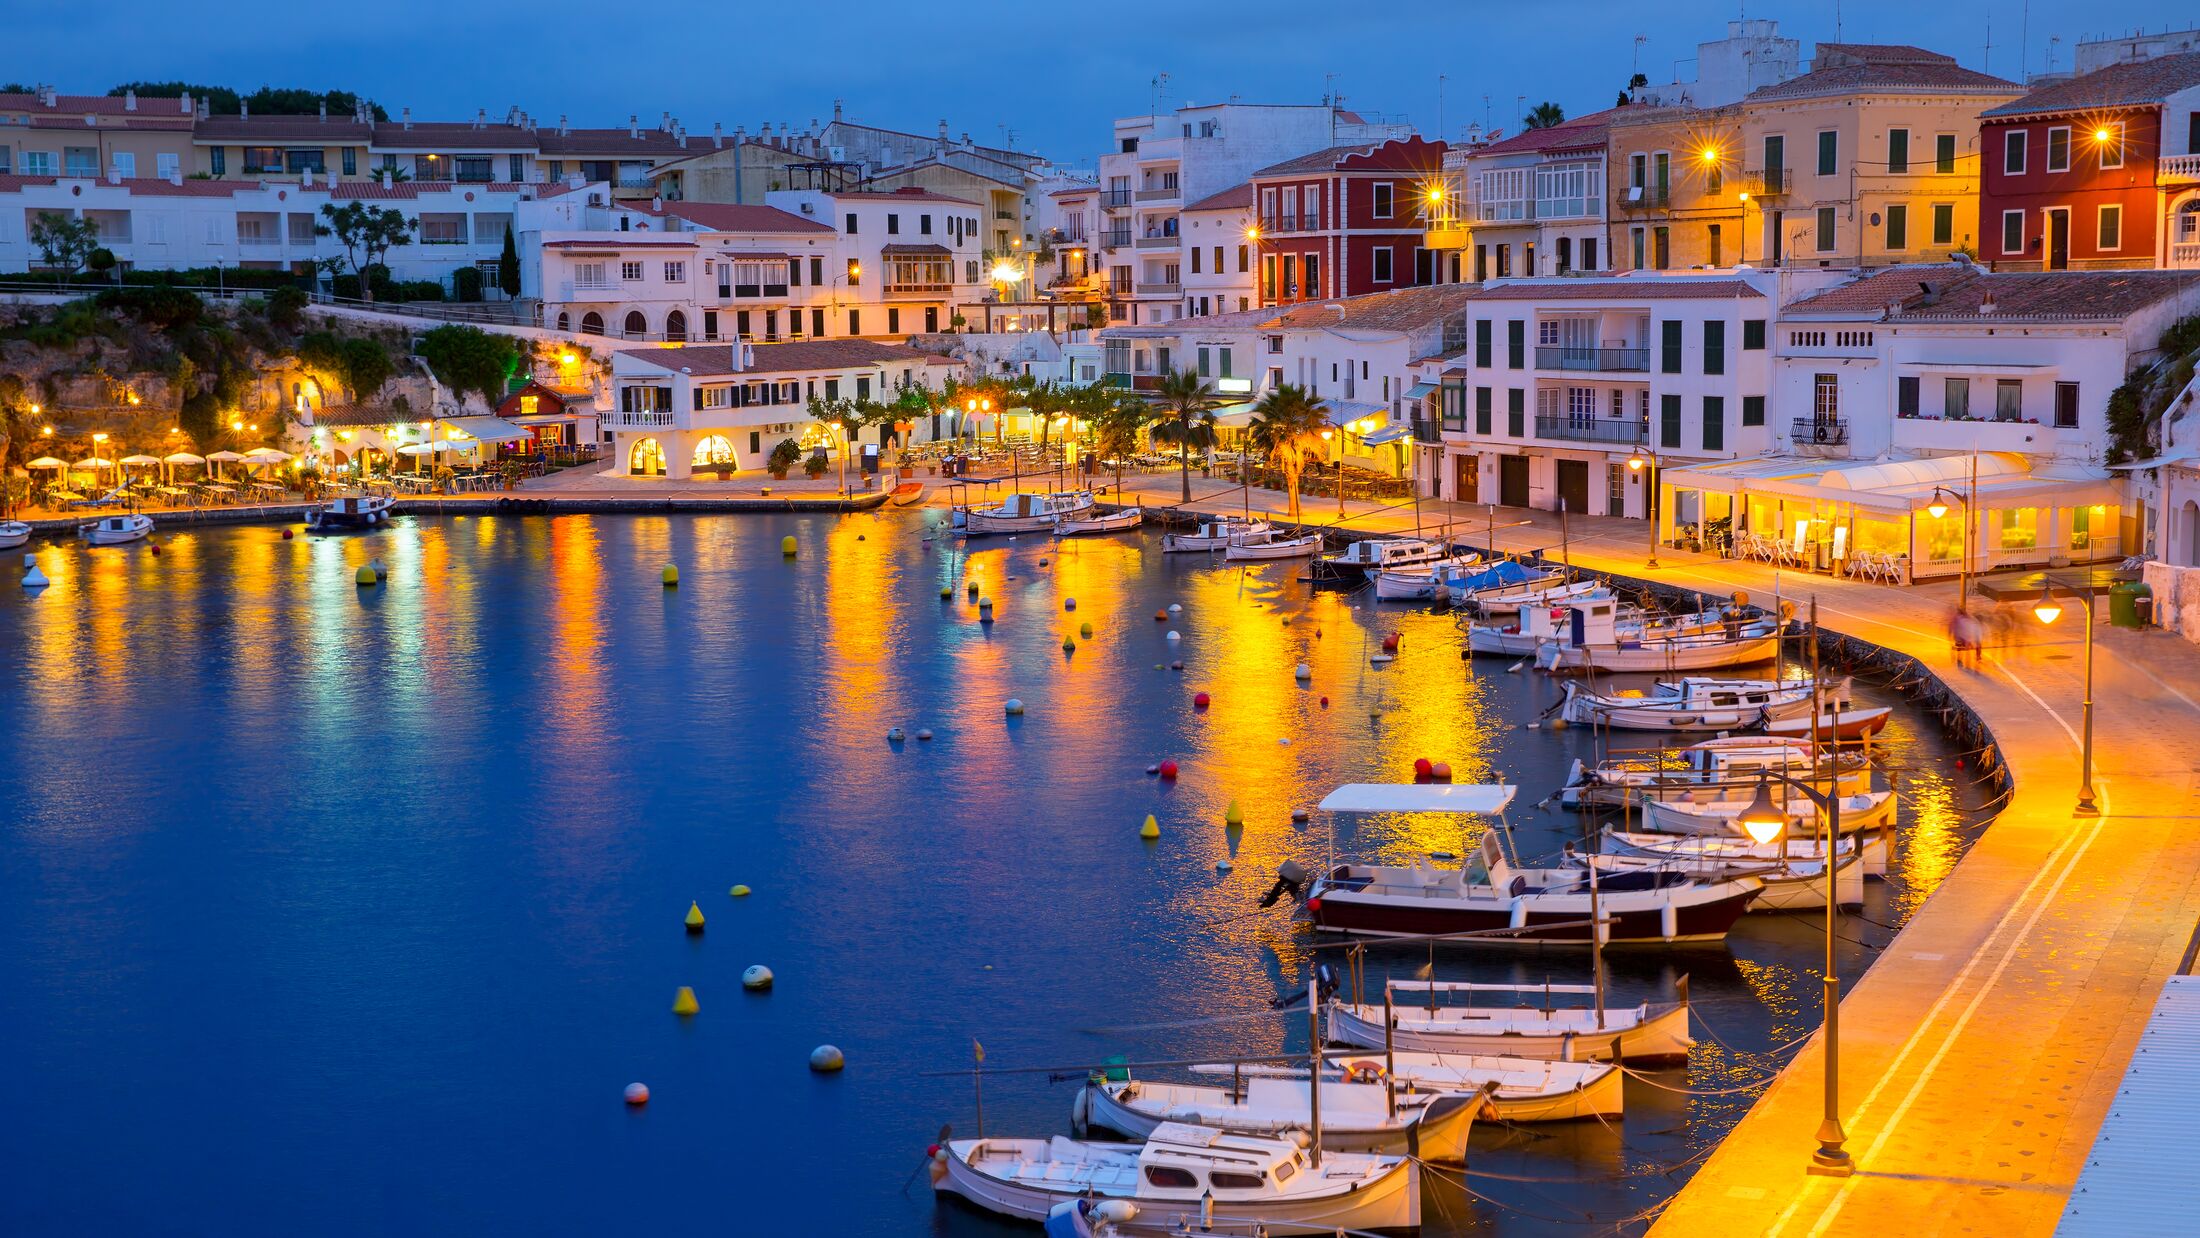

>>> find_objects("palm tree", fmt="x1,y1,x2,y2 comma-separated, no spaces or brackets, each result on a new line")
1245,384,1329,522
1148,368,1222,503
1523,101,1567,130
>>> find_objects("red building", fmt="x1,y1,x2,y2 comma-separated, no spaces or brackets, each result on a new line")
1249,136,1448,305
1977,53,2200,270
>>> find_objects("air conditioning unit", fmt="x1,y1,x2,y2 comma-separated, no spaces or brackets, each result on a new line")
828,146,846,161
799,202,815,214
1624,187,1643,203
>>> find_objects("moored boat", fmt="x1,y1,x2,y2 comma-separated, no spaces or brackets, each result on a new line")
1640,785,1898,838
1189,1051,1622,1123
1223,531,1322,561
889,480,928,506
1567,845,1866,911
959,490,1095,535
1533,619,1785,675
1557,676,1824,731
1161,519,1270,552
930,1122,1420,1235
306,493,396,532
1557,736,1868,809
1075,1072,1486,1162
1326,977,1695,1063
78,513,153,546
1470,576,1605,617
1601,826,1891,879
1057,507,1142,536
1371,553,1484,601
0,520,30,550
1309,536,1450,587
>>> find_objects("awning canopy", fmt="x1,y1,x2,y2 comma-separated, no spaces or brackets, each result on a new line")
1403,380,1439,400
1361,425,1413,446
1318,783,1519,815
2110,452,2199,471
1321,399,1386,423
1663,453,2125,515
445,416,534,443
1212,400,1259,428
27,456,67,469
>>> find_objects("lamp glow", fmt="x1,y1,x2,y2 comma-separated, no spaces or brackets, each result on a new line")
1736,779,1787,844
2094,127,2112,143
1627,453,1645,471
2033,596,2063,625
1927,500,1949,520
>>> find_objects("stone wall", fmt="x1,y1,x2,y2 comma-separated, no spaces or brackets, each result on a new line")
2141,561,2200,642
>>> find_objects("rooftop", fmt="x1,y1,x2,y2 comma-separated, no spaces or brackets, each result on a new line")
1471,276,1765,301
1471,108,1637,159
1265,283,1485,332
1979,51,2200,117
1249,136,1449,179
1747,42,2018,101
1784,263,2200,321
1183,182,1255,212
626,339,947,376
829,188,980,206
643,201,832,234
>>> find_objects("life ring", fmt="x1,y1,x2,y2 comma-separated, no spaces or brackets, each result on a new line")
1343,1059,1387,1084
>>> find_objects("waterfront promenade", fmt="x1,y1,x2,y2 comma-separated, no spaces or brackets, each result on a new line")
1089,472,2200,1234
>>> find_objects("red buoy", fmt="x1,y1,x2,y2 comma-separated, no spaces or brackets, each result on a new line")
1320,696,1330,708
1413,757,1434,782
1382,633,1399,652
1159,760,1179,780
1193,692,1210,709
1155,610,1168,622
1431,762,1453,783
149,544,162,557
282,529,294,540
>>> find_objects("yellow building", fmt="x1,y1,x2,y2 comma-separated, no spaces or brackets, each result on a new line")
0,88,196,181
1734,44,2021,267
1607,104,1747,271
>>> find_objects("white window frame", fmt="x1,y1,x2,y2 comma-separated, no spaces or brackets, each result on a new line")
2099,122,2125,170
1371,246,1394,282
2004,129,2027,175
1370,181,1393,220
663,260,686,282
2098,203,2123,251
2000,209,2025,255
156,152,179,178
2045,125,2071,173
620,260,644,282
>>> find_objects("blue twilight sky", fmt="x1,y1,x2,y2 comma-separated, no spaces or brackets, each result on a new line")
10,0,2197,166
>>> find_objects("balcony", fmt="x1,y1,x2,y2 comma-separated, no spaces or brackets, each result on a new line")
1617,184,1670,210
1259,214,1302,234
1103,230,1132,249
1102,372,1163,392
1135,186,1180,203
1792,416,1850,447
2159,153,2200,183
1893,414,2064,454
1741,167,1791,196
1135,233,1180,250
1139,282,1182,296
1101,190,1134,209
1535,345,1649,372
883,281,953,299
605,408,680,430
1535,413,1645,446
559,280,622,299
1411,417,1444,445
2172,241,2200,270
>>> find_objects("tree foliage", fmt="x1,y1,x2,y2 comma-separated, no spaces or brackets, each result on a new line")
1246,384,1329,521
497,228,522,298
1148,368,1223,502
106,82,387,121
316,202,416,302
416,324,519,408
29,211,100,275
1523,101,1567,130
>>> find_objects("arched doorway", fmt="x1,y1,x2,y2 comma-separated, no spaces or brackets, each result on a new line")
624,310,649,339
556,311,570,331
692,434,735,467
665,309,688,342
629,437,666,477
2183,500,2200,567
580,311,604,336
2177,197,2200,254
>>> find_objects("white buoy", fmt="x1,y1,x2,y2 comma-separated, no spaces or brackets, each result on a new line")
1168,603,1182,613
1294,662,1312,680
1165,630,1181,643
623,1082,650,1106
23,556,50,589
742,965,774,990
1004,698,1025,716
916,728,934,741
887,727,906,742
810,1044,845,1072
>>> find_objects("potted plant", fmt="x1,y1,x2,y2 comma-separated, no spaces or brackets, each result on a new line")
767,438,799,479
803,451,829,479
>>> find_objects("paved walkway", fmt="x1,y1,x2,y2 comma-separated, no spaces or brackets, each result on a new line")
1076,473,2200,1235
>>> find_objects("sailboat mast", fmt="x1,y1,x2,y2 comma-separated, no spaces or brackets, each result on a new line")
1306,971,1323,1168
1589,849,1607,1030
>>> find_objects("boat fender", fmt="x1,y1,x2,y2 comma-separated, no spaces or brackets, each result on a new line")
1092,1200,1137,1223
1069,1086,1091,1138
1660,900,1679,940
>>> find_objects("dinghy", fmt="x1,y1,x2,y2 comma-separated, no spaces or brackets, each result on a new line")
1057,508,1142,536
931,1122,1420,1235
1223,530,1322,561
1326,977,1694,1064
1161,519,1269,553
1761,705,1894,742
1370,553,1484,601
1427,558,1544,607
959,490,1095,535
889,480,928,507
0,520,30,551
1309,537,1450,587
1601,827,1891,879
1557,736,1868,809
1469,576,1605,617
1533,618,1786,675
1566,845,1865,911
78,513,153,546
306,493,396,532
1075,1073,1486,1163
1557,676,1826,732
1188,1052,1622,1124
1641,786,1897,838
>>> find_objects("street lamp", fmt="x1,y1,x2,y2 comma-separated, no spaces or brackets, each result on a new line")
1738,767,1854,1178
2032,582,2100,815
1627,445,1661,568
1927,485,1970,610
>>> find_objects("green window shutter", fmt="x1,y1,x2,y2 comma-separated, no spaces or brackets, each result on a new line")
1475,387,1491,435
1474,320,1491,367
1742,395,1765,427
1660,320,1682,373
1702,396,1724,452
1703,320,1725,375
1660,394,1681,448
1507,320,1525,369
1507,388,1524,437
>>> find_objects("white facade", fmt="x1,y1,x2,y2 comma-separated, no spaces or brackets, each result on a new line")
1635,19,1803,108
1096,104,1412,325
1179,188,1257,318
0,171,531,289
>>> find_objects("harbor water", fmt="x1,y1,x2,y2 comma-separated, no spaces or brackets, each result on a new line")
0,511,1991,1235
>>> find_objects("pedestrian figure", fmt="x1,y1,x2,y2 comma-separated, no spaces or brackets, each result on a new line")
1950,608,1983,669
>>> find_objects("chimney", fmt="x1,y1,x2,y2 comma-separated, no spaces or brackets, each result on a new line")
629,114,640,139
558,114,569,137
475,107,487,129
676,127,687,149
107,167,122,185
318,101,327,121
180,92,193,115
301,168,314,187
37,84,55,107
240,100,250,119
939,118,950,149
402,106,413,130
124,89,137,112
833,99,844,122
661,110,671,132
652,194,663,211
712,122,723,149
167,168,183,187
381,167,394,188
1978,293,1998,316
1916,280,1939,306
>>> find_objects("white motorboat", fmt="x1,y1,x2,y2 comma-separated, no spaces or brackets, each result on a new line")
1601,826,1891,879
931,1122,1420,1235
1471,576,1605,617
1161,519,1270,552
1056,507,1142,536
1431,558,1550,608
1223,531,1323,561
0,520,30,550
1641,785,1897,839
1557,736,1869,809
77,513,153,546
1075,1073,1486,1162
958,490,1095,535
1557,676,1825,732
1370,553,1483,601
1534,619,1785,675
306,493,396,532
1468,600,1727,657
1304,788,1763,945
1189,1052,1622,1123
1567,844,1865,911
1310,537,1450,587
1327,977,1694,1063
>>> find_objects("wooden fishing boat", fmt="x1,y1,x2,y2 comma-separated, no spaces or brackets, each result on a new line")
1601,827,1891,879
1370,553,1483,601
77,513,153,546
1762,706,1894,742
1326,978,1694,1064
1557,676,1825,731
1075,1073,1486,1163
889,479,928,506
1468,600,1726,657
0,520,30,550
1534,620,1784,675
1428,558,1545,607
1223,531,1323,561
306,493,396,532
1056,507,1142,536
931,1122,1420,1235
1471,576,1605,617
1557,736,1867,809
957,490,1094,535
1567,845,1865,911
1189,1052,1622,1123
1303,788,1762,945
1161,519,1269,553
1309,536,1450,587
1641,785,1897,838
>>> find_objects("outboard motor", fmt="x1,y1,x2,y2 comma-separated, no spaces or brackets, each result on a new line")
1258,859,1310,908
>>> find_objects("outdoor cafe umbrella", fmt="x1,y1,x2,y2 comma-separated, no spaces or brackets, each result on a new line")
162,451,206,486
28,457,67,470
243,447,293,464
121,454,162,469
397,439,480,455
204,449,245,479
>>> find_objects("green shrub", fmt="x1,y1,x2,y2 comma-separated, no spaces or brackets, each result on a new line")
451,267,483,302
767,438,800,478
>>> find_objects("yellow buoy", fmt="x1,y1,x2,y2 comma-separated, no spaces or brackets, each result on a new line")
781,535,798,556
684,901,705,933
1062,635,1077,652
729,884,751,897
1139,814,1160,839
671,986,699,1016
662,563,679,586
1080,622,1093,638
355,564,377,586
1224,800,1244,827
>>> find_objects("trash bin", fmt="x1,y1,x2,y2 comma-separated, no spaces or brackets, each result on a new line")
2109,580,2151,629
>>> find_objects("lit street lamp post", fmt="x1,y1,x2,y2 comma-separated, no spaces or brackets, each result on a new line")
2031,582,2100,815
1928,485,1971,611
1626,444,1660,568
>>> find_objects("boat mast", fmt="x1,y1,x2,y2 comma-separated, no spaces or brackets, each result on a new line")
1306,971,1323,1168
1588,846,1607,1030
1382,986,1397,1119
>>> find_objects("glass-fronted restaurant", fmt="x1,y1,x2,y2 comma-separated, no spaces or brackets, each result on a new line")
1657,453,2126,582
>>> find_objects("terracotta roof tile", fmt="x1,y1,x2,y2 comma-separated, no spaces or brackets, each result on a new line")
1783,263,2200,321
370,122,538,151
1748,43,2017,101
644,201,832,233
194,115,373,143
538,127,701,156
1469,108,1638,158
830,188,980,205
1266,284,1485,331
1183,182,1254,212
1471,277,1766,301
1980,52,2200,117
879,242,953,256
323,180,531,200
0,91,186,117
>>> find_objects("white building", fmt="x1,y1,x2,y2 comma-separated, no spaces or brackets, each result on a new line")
0,169,533,289
1657,263,2200,580
1095,103,1412,326
1434,108,1626,282
605,338,954,477
1410,272,1779,519
1179,181,1257,318
1634,19,1803,107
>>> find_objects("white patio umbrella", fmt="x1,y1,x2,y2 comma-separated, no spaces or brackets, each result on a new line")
28,457,67,470
397,439,480,455
243,447,293,463
205,449,246,481
75,456,115,469
120,454,162,468
162,452,206,466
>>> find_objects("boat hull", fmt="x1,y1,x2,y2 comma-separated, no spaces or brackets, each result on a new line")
934,1140,1421,1235
1582,851,1865,910
1308,866,1762,944
1604,828,1892,880
78,516,152,546
1057,510,1141,535
1538,634,1780,674
889,482,928,507
1079,1082,1480,1164
0,524,30,550
306,502,395,532
1327,1000,1694,1064
1224,536,1321,561
1761,706,1894,741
